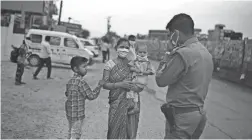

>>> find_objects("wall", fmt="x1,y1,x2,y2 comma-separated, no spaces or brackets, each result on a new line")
1,1,44,14
1,15,24,61
1,27,8,60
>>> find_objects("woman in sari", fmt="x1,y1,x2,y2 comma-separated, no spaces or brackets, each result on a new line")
102,38,143,139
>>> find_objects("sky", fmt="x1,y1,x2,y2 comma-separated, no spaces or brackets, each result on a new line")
54,0,252,38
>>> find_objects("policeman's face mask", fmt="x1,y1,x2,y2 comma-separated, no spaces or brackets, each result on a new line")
170,30,180,47
166,29,179,52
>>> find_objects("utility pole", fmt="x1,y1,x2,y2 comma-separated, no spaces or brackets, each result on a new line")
58,0,63,25
107,16,111,34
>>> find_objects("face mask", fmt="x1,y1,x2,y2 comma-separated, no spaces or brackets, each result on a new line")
170,30,179,47
129,41,135,46
137,55,148,61
117,48,129,58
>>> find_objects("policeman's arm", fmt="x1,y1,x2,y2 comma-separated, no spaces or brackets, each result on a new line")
155,53,186,87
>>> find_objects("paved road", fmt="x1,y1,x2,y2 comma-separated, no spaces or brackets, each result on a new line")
1,52,252,139
148,59,252,139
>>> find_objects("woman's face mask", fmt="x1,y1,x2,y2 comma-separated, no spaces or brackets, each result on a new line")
117,48,129,58
117,42,130,58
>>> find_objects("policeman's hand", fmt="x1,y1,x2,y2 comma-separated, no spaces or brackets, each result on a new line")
156,69,164,77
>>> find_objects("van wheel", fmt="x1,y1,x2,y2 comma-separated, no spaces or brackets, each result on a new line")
28,55,40,66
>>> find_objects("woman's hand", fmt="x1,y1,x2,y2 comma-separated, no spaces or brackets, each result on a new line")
115,81,133,89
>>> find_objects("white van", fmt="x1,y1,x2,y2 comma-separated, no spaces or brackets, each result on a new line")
78,38,99,57
25,29,94,66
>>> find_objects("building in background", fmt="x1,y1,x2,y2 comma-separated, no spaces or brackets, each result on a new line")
194,28,202,38
208,24,243,41
194,28,208,41
59,21,82,36
1,0,58,60
1,0,58,33
148,30,169,40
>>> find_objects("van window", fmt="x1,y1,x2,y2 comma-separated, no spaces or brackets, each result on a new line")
30,34,42,43
64,38,79,48
81,40,94,46
46,36,61,46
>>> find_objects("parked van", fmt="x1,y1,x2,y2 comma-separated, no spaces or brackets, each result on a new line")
25,29,94,66
78,38,99,57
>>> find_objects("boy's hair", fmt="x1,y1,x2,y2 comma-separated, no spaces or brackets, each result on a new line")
128,35,136,41
70,56,88,71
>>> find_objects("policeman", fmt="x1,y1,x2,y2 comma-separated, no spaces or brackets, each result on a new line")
155,13,214,139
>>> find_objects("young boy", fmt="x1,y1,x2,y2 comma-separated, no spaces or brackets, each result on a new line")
65,56,104,139
127,45,155,114
15,40,29,85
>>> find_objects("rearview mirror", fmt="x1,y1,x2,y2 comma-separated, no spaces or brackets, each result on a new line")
26,37,31,40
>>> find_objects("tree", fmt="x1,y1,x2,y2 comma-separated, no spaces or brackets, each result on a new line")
103,31,120,44
81,29,90,39
108,31,120,38
137,33,147,40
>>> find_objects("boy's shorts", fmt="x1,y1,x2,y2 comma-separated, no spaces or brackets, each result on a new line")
67,119,84,139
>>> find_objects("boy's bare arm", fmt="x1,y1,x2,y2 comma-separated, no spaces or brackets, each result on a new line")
80,80,103,100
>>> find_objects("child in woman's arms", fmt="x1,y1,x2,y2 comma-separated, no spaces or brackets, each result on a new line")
127,45,155,115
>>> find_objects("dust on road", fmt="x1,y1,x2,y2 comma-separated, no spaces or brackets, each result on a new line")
2,52,252,139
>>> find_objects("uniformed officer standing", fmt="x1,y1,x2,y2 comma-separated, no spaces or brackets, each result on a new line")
155,13,214,139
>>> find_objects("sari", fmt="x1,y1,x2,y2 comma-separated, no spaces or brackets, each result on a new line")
103,59,140,139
